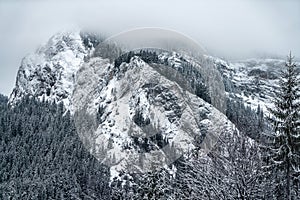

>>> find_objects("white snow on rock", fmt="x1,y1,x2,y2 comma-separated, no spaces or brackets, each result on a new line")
73,55,232,178
9,30,299,180
9,30,87,109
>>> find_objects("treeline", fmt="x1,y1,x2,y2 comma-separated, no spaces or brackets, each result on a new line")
114,50,211,104
114,50,159,68
0,96,110,199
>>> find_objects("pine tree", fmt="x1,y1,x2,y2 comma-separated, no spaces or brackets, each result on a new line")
268,52,300,199
0,96,111,199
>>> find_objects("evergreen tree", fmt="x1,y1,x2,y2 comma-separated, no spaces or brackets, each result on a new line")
0,96,111,199
267,52,300,199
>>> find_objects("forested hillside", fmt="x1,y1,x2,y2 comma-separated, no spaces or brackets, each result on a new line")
1,28,299,199
0,95,110,199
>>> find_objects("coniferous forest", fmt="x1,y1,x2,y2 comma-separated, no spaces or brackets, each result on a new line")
0,54,299,199
0,95,110,199
1,0,299,199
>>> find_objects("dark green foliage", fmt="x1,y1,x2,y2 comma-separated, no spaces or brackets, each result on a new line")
142,84,182,123
114,51,135,68
110,167,174,200
180,60,211,103
0,96,110,199
112,130,267,200
0,93,8,103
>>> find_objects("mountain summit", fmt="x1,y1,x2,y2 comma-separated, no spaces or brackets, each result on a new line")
8,30,296,178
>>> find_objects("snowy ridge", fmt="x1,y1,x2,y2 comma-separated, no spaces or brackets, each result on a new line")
209,56,300,115
73,55,233,177
9,30,87,109
8,30,296,179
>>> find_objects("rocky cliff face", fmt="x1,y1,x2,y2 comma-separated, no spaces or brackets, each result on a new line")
9,30,297,177
9,30,87,109
72,55,232,176
212,57,300,112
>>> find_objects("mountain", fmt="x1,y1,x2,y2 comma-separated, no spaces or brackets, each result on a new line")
5,30,300,199
212,57,286,111
8,30,289,176
9,30,87,109
73,53,233,176
10,31,296,115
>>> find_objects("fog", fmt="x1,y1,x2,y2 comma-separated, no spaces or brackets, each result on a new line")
0,0,299,95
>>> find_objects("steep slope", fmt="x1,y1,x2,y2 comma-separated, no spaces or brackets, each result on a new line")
212,56,300,113
9,30,292,177
9,30,87,109
0,97,110,199
6,30,300,199
73,55,232,176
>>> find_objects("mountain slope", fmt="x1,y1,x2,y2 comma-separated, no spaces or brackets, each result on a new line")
212,56,300,113
9,30,87,109
8,30,294,176
0,96,110,199
73,55,232,176
5,30,300,199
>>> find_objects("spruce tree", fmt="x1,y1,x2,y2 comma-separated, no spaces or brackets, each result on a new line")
268,52,300,199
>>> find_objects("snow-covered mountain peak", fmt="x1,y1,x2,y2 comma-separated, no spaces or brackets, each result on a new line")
37,30,85,58
73,53,232,177
9,29,296,179
9,30,87,108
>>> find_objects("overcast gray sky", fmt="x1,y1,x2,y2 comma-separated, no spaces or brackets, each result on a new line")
0,0,299,96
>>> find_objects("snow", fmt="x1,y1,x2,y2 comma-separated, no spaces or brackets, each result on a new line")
10,29,295,181
9,30,87,109
72,53,234,179
208,55,291,117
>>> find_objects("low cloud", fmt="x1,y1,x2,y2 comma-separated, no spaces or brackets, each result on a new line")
0,0,299,95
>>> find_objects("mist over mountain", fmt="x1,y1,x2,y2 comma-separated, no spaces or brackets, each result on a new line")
1,0,300,97
1,29,299,199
